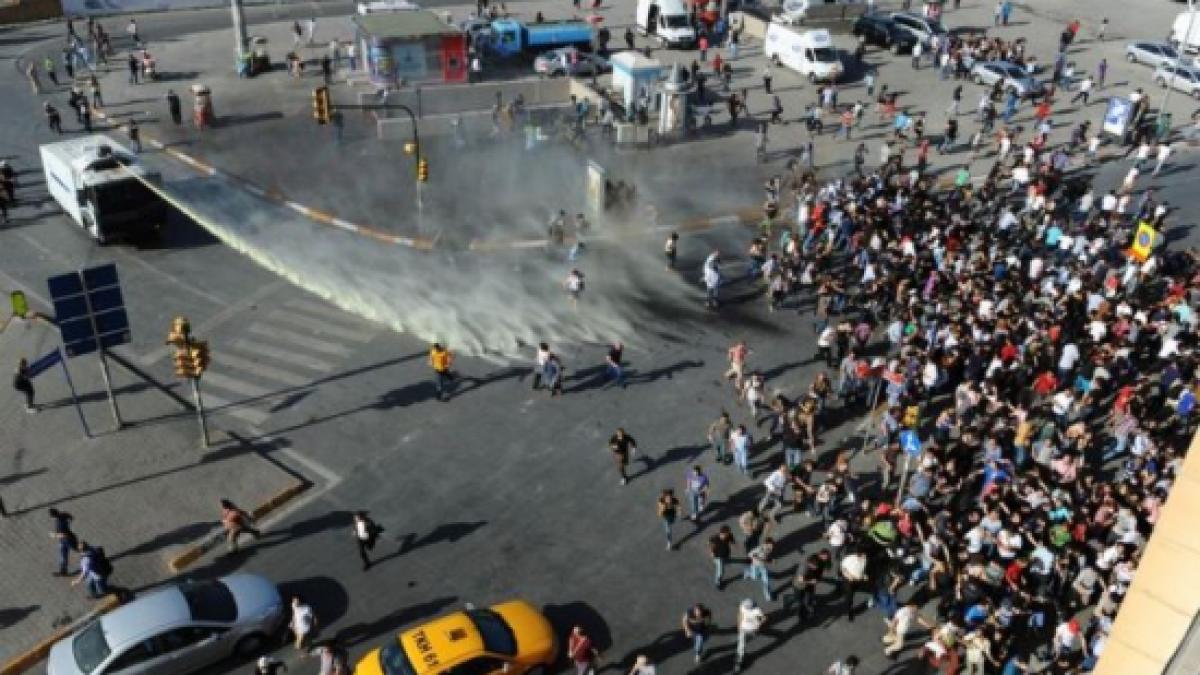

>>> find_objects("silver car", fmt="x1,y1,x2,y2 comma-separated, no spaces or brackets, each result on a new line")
1154,63,1200,99
533,47,610,77
888,11,948,47
48,574,284,675
971,60,1045,98
1125,41,1180,68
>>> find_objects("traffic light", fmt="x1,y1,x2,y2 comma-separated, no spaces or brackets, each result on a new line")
417,157,429,183
312,86,331,125
166,315,190,346
174,347,192,378
188,340,210,378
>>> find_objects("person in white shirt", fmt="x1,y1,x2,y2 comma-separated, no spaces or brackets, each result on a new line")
883,602,934,656
289,596,316,651
627,654,657,675
736,599,766,671
1152,143,1172,176
759,464,789,521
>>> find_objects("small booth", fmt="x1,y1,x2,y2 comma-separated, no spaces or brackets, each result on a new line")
610,51,664,110
353,9,468,86
191,83,214,129
658,62,695,137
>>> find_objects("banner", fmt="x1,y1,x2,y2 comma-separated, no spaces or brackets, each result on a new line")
1130,221,1157,262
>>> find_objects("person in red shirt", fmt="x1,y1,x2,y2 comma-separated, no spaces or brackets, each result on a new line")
567,625,598,674
1032,370,1058,398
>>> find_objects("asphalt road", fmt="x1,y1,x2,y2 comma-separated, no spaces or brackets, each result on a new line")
4,1,1200,674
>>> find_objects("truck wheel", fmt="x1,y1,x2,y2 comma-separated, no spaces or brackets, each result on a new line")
772,54,781,67
83,213,107,245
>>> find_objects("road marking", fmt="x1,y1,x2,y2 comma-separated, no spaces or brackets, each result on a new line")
198,392,269,425
200,370,278,400
266,310,378,343
232,339,332,372
108,248,229,307
213,351,311,387
247,323,353,358
136,280,287,366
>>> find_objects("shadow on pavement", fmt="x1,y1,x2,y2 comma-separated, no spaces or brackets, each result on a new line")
334,596,459,648
110,520,215,562
542,600,612,653
0,605,39,629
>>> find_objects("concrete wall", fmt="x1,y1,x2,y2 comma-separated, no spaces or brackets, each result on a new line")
0,0,61,23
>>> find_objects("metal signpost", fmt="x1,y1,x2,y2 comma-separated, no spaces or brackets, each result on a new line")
47,264,131,431
895,430,923,508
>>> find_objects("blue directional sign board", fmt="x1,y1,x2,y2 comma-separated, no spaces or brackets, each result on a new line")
47,264,131,358
899,430,922,457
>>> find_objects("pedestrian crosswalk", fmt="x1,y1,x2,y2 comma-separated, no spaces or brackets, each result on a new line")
197,296,381,426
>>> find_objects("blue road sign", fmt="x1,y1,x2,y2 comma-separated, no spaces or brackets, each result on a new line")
899,430,922,457
47,264,131,358
26,348,62,378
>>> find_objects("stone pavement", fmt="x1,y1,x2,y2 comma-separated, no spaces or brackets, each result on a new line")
0,316,303,665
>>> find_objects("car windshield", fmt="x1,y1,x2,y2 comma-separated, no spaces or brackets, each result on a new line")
812,47,837,63
468,609,517,656
664,15,689,28
73,621,111,674
380,641,419,675
181,580,238,623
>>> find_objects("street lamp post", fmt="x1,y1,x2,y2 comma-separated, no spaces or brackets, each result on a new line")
230,0,249,69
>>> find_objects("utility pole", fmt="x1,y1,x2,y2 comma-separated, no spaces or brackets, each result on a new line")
230,0,249,68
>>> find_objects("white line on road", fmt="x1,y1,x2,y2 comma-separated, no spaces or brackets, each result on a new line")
266,310,378,343
198,391,269,426
213,351,311,388
232,339,332,373
247,323,354,358
200,370,278,400
137,279,287,366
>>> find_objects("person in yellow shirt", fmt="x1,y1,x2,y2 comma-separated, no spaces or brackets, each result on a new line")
429,343,454,401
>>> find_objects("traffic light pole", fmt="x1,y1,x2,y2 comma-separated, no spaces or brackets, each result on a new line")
332,103,424,213
183,334,210,448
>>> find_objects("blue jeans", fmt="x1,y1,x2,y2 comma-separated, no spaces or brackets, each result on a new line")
87,574,108,598
733,446,750,475
662,517,675,545
688,491,704,517
691,632,707,658
712,440,727,461
743,564,771,601
606,363,625,386
58,539,71,575
434,371,452,399
1103,434,1129,462
784,445,802,468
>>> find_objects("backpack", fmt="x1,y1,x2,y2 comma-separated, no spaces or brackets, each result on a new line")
90,547,113,577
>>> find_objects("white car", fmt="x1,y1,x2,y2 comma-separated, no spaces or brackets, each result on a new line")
1154,62,1200,99
971,60,1045,98
1125,41,1181,68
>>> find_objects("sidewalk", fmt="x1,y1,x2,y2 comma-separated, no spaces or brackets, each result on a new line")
0,318,303,666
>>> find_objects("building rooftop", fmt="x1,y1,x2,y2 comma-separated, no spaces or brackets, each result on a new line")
353,10,463,39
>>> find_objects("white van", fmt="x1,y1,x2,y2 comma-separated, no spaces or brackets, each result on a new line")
635,0,696,49
1172,10,1200,53
764,25,842,82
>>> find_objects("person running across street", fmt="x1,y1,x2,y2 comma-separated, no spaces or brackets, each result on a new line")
429,342,454,402
220,498,261,552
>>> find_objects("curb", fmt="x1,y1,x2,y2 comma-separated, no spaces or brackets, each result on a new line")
0,594,122,675
167,479,310,573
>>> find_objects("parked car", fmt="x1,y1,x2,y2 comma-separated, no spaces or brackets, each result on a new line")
851,13,919,54
533,46,610,76
970,60,1045,98
1126,40,1181,68
1154,62,1200,98
354,600,557,675
889,11,948,47
48,574,285,675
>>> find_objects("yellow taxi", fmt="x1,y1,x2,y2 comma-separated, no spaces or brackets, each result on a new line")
354,600,557,675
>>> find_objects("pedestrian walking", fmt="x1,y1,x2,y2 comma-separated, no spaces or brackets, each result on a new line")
566,625,599,675
288,596,317,651
126,120,141,153
663,231,679,270
724,340,749,390
864,68,876,97
707,410,732,463
708,525,735,588
220,499,261,552
320,55,332,84
78,99,92,132
627,655,656,675
530,342,550,389
609,427,638,485
762,65,772,94
13,358,36,412
910,41,922,69
166,89,182,125
730,424,752,475
789,549,830,621
563,268,585,308
826,655,861,674
742,536,775,601
947,84,962,116
682,604,713,663
44,102,62,135
352,511,382,570
43,56,58,86
685,465,710,520
125,18,139,45
1098,16,1108,41
71,541,112,598
735,598,766,672
839,548,870,622
1097,57,1107,88
49,508,78,576
1153,142,1172,176
311,642,349,675
292,20,303,48
429,342,454,401
657,488,680,549
127,52,139,84
542,352,565,396
306,17,317,45
605,341,626,388
759,464,789,523
882,601,935,657
1071,75,1093,105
